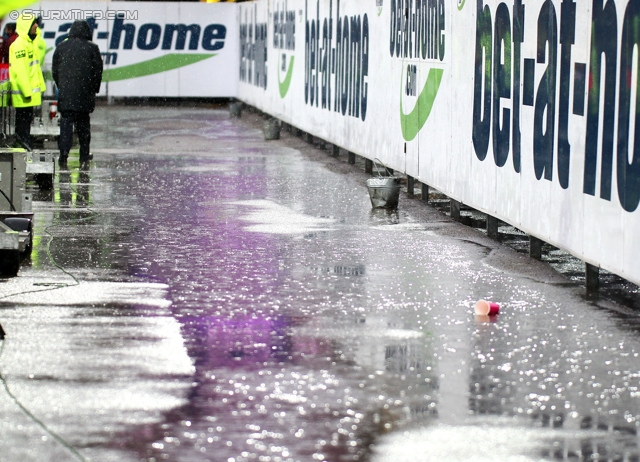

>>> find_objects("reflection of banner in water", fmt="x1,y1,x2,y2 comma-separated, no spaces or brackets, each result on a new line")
201,316,291,368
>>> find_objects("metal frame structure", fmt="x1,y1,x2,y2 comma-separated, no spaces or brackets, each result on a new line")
0,64,63,274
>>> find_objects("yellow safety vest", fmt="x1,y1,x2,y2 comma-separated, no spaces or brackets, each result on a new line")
9,14,45,108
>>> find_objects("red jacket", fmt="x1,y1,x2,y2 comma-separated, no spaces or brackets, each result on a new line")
1,32,18,64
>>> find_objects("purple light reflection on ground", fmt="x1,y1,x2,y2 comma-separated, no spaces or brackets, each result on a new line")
110,149,379,461
190,315,292,370
27,107,638,462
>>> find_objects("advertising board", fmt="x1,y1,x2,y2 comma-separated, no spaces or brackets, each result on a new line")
5,1,239,97
238,0,640,286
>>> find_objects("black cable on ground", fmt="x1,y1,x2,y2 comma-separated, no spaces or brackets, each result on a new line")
0,222,81,301
0,187,16,211
0,172,98,461
0,173,96,301
0,341,87,462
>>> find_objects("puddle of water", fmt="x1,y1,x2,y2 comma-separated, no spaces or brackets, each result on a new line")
0,281,172,307
372,421,543,462
0,304,193,462
372,418,552,462
233,199,337,234
372,415,640,462
15,107,640,462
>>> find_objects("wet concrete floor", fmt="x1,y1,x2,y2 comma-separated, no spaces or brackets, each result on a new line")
1,105,640,461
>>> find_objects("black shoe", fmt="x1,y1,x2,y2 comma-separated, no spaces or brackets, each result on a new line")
87,153,93,160
58,154,68,169
80,160,90,171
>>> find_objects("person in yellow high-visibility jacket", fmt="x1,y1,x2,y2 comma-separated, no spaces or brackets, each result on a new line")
34,16,46,65
9,13,45,148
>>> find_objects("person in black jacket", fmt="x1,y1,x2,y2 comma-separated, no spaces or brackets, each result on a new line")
52,20,103,169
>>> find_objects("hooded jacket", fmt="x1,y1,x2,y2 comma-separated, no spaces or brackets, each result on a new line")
34,26,46,66
9,14,45,108
52,20,103,113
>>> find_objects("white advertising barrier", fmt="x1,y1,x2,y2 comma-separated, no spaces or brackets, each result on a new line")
238,0,640,286
5,1,238,97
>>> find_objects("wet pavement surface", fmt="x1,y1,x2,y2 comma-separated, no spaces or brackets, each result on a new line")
1,105,640,461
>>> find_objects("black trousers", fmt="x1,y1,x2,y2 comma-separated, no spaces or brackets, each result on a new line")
59,111,91,160
14,107,33,149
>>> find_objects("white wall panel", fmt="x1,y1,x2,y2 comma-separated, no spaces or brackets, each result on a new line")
237,0,640,286
12,2,239,97
624,209,640,282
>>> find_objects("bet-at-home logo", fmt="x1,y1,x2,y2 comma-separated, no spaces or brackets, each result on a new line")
304,0,370,121
240,5,268,89
390,0,446,141
274,1,296,98
42,15,226,82
473,0,640,212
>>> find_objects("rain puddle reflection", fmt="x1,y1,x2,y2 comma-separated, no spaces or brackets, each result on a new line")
16,107,640,462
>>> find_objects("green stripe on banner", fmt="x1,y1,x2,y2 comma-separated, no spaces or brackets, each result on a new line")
102,53,217,82
400,67,444,141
